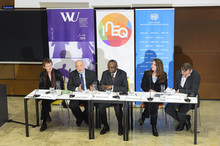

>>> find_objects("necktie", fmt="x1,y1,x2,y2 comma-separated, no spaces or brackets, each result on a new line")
111,74,115,82
80,74,85,90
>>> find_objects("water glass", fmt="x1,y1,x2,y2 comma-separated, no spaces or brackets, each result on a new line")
106,89,111,95
160,84,165,93
50,87,54,94
56,81,61,90
56,81,61,95
129,89,135,96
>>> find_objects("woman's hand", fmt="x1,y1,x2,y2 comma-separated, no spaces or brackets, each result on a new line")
150,89,156,92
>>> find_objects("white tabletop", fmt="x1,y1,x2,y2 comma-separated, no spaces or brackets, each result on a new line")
24,90,198,104
126,92,197,104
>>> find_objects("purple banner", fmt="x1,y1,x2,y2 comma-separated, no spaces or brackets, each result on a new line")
47,9,94,41
47,9,96,86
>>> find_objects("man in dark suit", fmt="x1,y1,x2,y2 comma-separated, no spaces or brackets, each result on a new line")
67,60,97,126
165,63,200,131
98,60,128,136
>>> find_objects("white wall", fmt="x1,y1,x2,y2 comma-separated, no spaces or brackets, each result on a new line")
15,0,220,8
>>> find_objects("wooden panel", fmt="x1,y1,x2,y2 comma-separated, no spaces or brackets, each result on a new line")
199,83,220,99
174,52,220,82
0,64,14,79
0,0,14,8
175,21,220,53
175,7,220,21
14,64,43,80
0,80,38,95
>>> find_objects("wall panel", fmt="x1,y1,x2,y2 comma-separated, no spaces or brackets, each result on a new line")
175,7,220,99
0,80,38,95
0,65,14,79
199,83,220,99
14,64,43,80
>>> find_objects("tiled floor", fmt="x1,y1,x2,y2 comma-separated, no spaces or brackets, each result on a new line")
0,97,219,146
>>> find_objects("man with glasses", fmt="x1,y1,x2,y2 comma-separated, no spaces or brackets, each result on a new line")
67,60,97,126
165,63,200,131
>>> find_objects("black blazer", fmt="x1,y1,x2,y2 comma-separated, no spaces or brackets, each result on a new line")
141,70,167,92
100,69,128,92
39,69,64,89
175,70,200,96
67,69,97,91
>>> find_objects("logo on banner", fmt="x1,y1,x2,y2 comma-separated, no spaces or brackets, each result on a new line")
150,13,159,21
98,13,132,47
60,12,80,22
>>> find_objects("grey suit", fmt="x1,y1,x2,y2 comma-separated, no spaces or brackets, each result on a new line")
67,69,97,124
99,69,128,128
165,70,200,125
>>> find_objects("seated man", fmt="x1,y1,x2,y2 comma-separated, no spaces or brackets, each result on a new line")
165,63,200,131
98,60,128,136
67,60,97,126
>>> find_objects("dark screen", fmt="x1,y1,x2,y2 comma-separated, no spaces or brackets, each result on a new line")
0,10,49,62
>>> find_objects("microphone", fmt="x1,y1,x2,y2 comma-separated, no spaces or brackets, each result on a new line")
147,90,153,101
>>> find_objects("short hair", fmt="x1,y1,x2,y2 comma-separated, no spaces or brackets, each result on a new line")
42,58,52,67
108,59,117,66
181,63,192,71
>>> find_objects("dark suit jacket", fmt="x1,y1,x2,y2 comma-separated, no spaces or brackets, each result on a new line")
141,70,167,92
175,70,200,96
67,69,97,91
100,69,128,92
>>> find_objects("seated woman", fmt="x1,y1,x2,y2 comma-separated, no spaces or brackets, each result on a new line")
39,58,64,131
138,58,167,136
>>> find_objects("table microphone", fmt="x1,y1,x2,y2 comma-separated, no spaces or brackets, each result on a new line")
69,94,75,98
147,90,153,101
184,98,191,102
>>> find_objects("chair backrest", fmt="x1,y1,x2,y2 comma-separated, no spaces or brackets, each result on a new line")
62,76,65,90
191,94,200,109
127,77,130,92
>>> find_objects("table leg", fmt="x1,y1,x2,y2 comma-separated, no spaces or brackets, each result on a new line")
24,99,29,137
91,101,94,139
35,99,40,126
130,102,133,130
123,101,128,141
89,100,94,139
194,103,198,144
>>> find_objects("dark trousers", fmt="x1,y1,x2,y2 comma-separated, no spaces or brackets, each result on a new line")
165,103,191,125
41,99,55,123
141,102,158,125
69,100,88,123
98,103,123,128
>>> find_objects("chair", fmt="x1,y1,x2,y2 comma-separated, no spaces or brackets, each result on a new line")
165,95,201,131
139,102,167,129
190,95,201,132
53,76,72,126
95,77,130,129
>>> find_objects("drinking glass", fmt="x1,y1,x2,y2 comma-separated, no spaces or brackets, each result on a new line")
50,87,54,95
160,84,165,93
55,81,61,95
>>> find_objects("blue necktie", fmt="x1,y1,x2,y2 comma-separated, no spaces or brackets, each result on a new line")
80,74,85,90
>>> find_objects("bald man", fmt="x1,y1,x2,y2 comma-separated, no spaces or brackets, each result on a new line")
67,60,97,126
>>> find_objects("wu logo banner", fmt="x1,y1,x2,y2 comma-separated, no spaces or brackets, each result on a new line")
60,12,80,22
47,9,96,88
135,9,175,94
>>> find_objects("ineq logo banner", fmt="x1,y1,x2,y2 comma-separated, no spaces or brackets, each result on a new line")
96,10,135,88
